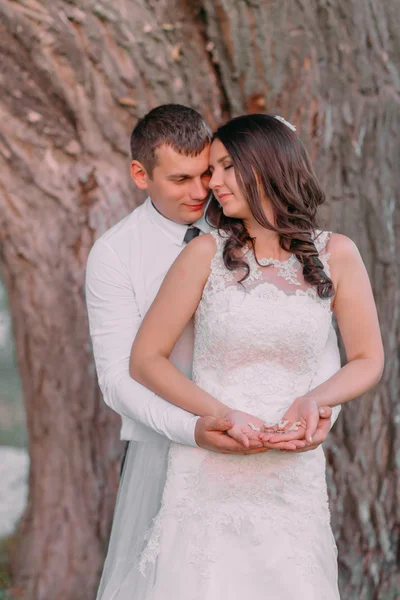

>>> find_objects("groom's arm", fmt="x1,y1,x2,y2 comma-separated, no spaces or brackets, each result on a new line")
85,238,199,447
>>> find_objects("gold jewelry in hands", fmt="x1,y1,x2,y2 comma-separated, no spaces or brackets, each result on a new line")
253,419,305,434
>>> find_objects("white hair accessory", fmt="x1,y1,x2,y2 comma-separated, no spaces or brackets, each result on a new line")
274,115,296,132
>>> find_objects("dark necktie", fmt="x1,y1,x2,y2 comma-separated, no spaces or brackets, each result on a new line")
184,226,201,243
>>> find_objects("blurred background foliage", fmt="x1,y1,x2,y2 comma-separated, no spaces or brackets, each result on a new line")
0,278,25,449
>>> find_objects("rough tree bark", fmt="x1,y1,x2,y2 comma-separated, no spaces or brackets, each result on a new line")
0,1,399,599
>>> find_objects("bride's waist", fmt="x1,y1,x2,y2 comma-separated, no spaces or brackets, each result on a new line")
194,372,311,399
193,373,311,421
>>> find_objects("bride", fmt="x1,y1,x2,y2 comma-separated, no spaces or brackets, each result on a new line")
127,114,383,599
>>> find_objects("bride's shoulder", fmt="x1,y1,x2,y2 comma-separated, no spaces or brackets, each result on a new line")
187,232,217,252
167,234,218,286
320,233,363,285
324,232,361,261
180,233,218,268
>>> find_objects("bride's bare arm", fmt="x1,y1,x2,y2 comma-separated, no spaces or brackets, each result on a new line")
304,233,384,407
266,233,384,444
129,234,229,420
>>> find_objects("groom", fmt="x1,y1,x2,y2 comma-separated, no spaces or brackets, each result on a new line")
86,104,340,461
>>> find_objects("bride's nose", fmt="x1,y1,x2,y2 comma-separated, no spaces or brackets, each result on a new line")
209,171,222,190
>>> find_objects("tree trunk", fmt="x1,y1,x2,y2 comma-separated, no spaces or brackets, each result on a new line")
0,1,398,599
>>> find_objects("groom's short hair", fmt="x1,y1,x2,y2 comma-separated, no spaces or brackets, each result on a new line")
130,104,212,176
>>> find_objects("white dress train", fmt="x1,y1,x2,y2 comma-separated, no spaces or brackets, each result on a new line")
97,230,340,600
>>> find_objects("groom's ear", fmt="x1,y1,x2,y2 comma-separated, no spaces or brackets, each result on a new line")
130,160,149,189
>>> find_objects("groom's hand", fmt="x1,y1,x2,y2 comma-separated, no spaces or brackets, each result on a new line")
195,416,269,455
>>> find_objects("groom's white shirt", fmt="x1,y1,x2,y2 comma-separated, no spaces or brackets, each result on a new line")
86,197,340,447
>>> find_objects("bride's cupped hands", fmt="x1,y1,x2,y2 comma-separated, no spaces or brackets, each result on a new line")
223,399,333,453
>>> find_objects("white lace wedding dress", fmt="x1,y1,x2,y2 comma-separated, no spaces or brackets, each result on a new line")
97,230,340,600
137,230,340,599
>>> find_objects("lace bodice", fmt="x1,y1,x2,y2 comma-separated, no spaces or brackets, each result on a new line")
203,229,331,297
193,229,333,422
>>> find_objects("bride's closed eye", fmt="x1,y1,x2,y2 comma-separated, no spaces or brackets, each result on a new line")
224,164,233,170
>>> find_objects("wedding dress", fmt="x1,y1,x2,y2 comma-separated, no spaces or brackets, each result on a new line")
97,230,340,600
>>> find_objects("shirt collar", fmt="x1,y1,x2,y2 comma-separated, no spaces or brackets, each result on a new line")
146,197,211,246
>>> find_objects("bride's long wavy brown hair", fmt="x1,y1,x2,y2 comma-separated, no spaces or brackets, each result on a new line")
206,114,334,299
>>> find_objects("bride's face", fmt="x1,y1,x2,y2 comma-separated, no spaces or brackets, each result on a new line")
209,139,252,220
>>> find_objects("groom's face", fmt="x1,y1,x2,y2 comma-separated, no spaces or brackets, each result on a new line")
131,144,211,225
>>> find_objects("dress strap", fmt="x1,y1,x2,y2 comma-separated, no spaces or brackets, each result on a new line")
209,228,228,247
203,230,233,297
313,230,332,277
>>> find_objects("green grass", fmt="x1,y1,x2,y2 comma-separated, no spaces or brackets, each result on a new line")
0,426,27,449
0,367,26,449
0,279,26,450
0,536,13,598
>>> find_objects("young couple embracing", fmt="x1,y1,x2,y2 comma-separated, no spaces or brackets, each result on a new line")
86,104,383,600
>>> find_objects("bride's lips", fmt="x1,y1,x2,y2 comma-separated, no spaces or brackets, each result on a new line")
216,193,233,202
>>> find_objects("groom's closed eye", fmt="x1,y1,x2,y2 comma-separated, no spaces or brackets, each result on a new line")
168,175,191,183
